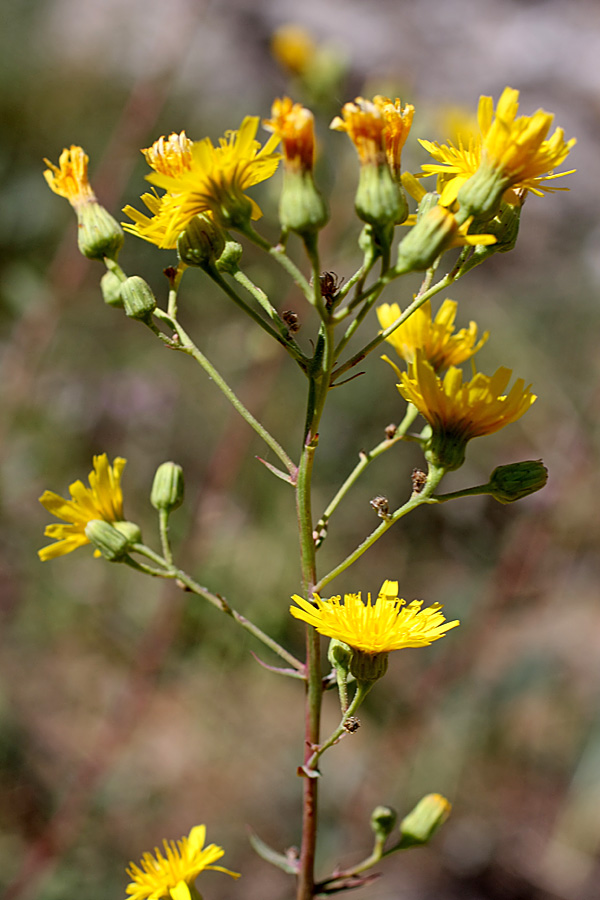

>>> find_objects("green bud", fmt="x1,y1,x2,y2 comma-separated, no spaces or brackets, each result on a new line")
76,202,124,261
399,794,451,848
488,459,548,503
370,805,398,842
456,162,510,224
396,205,458,272
112,520,143,544
425,429,467,472
416,191,441,221
151,461,185,512
327,639,353,673
216,240,243,275
85,519,131,561
349,649,388,683
177,214,226,269
279,170,329,236
100,270,124,308
121,276,157,322
355,163,405,227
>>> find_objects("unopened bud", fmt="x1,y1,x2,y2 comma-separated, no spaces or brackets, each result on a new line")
151,461,185,512
77,203,124,261
279,170,328,236
398,794,451,848
100,270,124,308
85,519,132,561
349,649,388,683
216,240,243,275
396,206,458,272
327,638,353,674
178,214,226,269
121,276,157,322
371,805,398,842
488,459,548,503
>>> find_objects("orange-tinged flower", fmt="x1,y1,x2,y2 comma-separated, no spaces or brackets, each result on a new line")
330,97,387,167
264,96,316,172
373,95,415,182
43,145,96,210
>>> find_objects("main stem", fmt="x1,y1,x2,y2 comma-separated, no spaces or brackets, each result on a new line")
296,316,335,900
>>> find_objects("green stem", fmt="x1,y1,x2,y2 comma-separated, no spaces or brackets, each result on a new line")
316,405,419,544
237,222,313,302
231,268,307,362
158,509,173,565
153,309,296,476
315,463,445,593
207,266,306,363
304,681,373,772
132,544,304,671
332,267,461,380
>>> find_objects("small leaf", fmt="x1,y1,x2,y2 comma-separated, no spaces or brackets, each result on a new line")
248,830,299,874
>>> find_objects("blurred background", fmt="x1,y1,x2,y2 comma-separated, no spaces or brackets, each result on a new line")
1,0,600,898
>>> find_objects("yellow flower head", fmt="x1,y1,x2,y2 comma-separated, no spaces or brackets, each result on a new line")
142,131,194,178
125,824,240,900
290,580,459,655
397,350,536,469
330,97,387,167
373,95,415,181
419,86,576,207
123,117,281,248
263,97,316,173
377,299,488,370
38,454,126,561
43,145,97,210
271,23,317,76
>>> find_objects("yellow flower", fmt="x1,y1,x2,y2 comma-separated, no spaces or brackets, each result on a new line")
397,350,536,469
373,95,415,182
377,299,488,370
123,117,281,248
43,145,97,209
271,24,317,76
263,96,316,173
330,97,387,167
419,86,575,207
125,824,240,900
44,146,124,260
38,454,127,561
290,580,459,655
142,130,194,178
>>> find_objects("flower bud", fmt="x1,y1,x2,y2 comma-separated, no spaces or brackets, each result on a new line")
279,170,329,236
85,519,132,561
398,794,451,848
396,206,458,272
151,461,185,513
77,202,124,261
370,805,398,842
100,270,124,308
488,459,548,503
457,162,509,224
327,638,353,673
355,163,405,228
121,276,157,322
178,214,226,269
216,240,243,275
349,649,388,683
